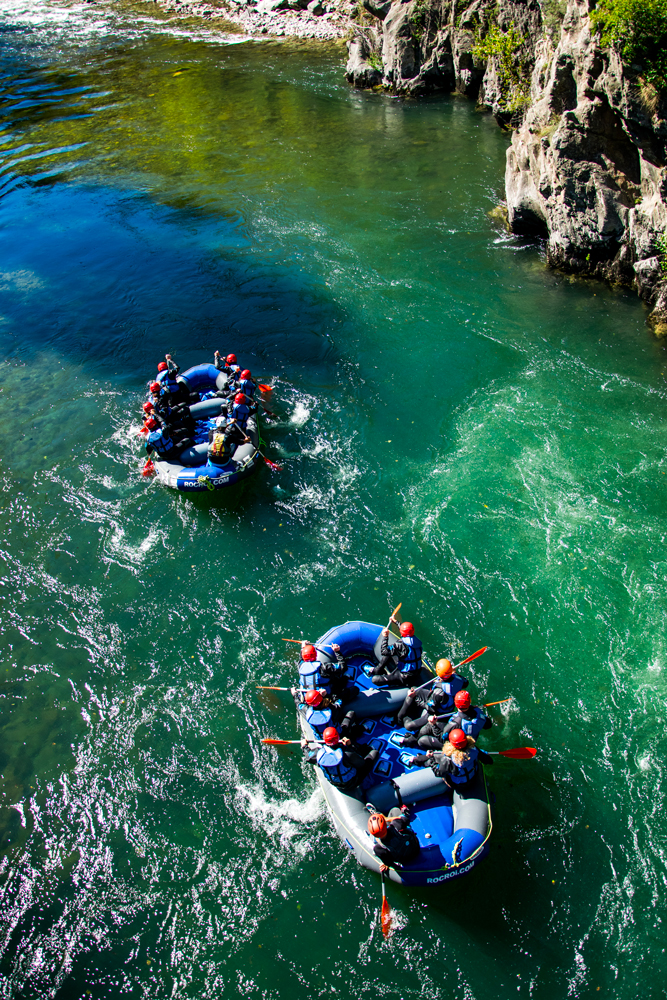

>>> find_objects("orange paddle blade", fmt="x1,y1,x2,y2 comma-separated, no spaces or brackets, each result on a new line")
142,460,155,477
261,738,300,745
258,383,272,392
455,646,487,668
380,895,392,938
263,456,283,471
484,697,512,707
282,638,305,643
496,747,536,759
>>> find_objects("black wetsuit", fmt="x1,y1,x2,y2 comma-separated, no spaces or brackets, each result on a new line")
371,633,421,688
373,815,420,867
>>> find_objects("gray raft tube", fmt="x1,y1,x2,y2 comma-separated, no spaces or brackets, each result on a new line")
299,713,491,887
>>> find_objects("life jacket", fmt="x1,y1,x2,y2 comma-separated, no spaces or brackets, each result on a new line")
305,706,332,736
208,429,232,466
397,636,422,673
232,402,250,428
235,378,256,399
164,373,181,395
429,673,466,711
382,822,420,862
448,746,480,785
457,707,488,739
298,658,332,694
316,746,357,787
147,428,174,456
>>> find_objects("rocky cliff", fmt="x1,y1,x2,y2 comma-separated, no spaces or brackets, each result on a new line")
346,0,667,333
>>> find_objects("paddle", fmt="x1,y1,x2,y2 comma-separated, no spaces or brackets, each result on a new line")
256,685,294,691
281,639,335,649
484,697,512,707
142,457,155,477
258,383,272,393
488,747,536,759
257,448,282,471
386,602,402,630
412,646,489,693
380,871,392,938
261,738,323,745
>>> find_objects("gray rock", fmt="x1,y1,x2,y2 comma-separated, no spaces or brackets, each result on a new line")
345,32,383,87
307,0,324,13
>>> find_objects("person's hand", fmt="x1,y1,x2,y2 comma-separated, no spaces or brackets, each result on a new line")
165,354,172,361
214,350,220,356
341,737,351,746
379,864,389,874
408,687,415,696
427,750,434,757
400,804,409,813
428,715,437,725
331,643,340,653
300,738,308,748
382,628,389,637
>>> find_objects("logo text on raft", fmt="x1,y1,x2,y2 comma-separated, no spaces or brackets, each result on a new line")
426,862,475,883
181,476,231,488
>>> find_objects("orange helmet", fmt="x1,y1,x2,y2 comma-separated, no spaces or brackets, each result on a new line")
436,658,453,678
399,622,414,637
234,393,246,405
304,690,324,707
301,644,317,662
322,727,339,746
448,728,467,750
368,814,387,838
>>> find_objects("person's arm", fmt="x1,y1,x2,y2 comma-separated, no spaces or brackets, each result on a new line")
436,754,453,777
482,714,492,731
165,354,179,374
373,842,393,863
300,739,319,765
478,749,493,766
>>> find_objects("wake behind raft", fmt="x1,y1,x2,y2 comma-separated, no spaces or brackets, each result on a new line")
293,623,492,887
146,364,263,493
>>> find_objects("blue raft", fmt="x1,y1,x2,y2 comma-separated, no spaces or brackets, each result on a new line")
150,364,262,493
296,622,492,886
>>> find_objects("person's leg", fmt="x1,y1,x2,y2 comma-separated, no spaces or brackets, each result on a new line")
404,712,430,732
397,691,416,725
355,749,380,783
398,733,420,748
417,734,443,750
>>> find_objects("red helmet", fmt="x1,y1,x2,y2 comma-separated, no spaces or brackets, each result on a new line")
145,417,159,431
368,814,387,838
304,690,324,707
454,691,471,711
142,402,154,413
234,393,246,405
150,382,161,394
399,622,414,637
301,644,317,662
157,361,168,372
240,369,251,380
226,353,237,364
322,727,339,746
448,728,468,750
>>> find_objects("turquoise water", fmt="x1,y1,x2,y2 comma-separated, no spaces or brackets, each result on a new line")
1,2,667,997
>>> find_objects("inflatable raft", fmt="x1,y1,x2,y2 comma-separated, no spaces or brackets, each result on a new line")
149,364,263,493
296,622,492,886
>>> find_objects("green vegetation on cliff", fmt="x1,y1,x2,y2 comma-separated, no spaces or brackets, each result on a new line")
590,0,667,87
472,22,530,115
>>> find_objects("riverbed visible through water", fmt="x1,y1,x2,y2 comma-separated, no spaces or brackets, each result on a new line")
0,2,666,997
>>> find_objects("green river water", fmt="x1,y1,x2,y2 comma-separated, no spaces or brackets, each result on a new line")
0,2,666,997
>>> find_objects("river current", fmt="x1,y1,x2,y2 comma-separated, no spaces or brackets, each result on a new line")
0,2,666,997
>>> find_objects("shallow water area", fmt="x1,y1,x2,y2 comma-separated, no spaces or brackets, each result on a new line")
1,2,667,998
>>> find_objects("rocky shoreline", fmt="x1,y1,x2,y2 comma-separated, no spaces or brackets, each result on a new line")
345,0,667,334
144,0,667,334
147,0,356,40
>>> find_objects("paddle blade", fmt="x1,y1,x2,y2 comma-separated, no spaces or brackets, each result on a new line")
457,646,488,667
263,456,283,471
380,894,392,938
484,697,512,707
258,383,272,392
256,685,290,691
261,738,297,745
142,460,155,477
498,747,536,759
